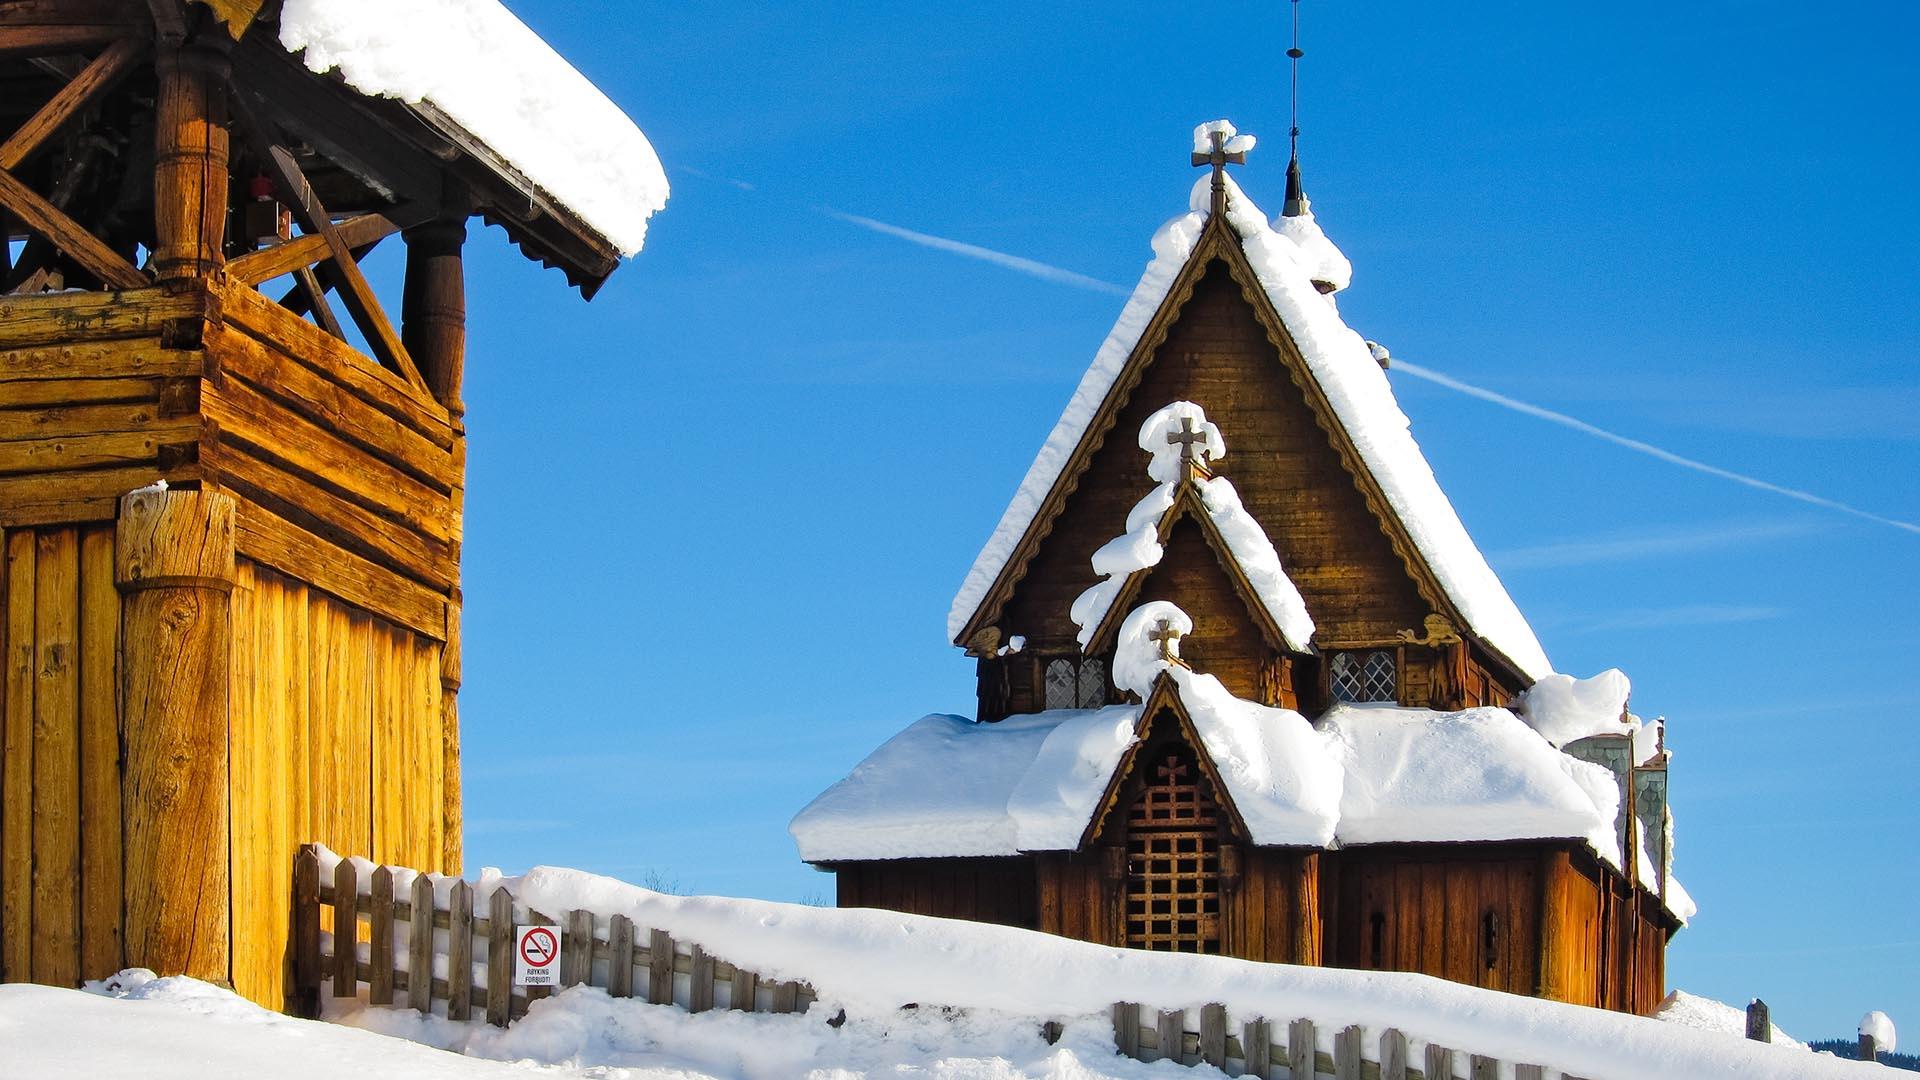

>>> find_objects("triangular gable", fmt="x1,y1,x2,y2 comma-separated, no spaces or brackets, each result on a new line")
1077,672,1249,850
1079,477,1307,657
949,175,1550,682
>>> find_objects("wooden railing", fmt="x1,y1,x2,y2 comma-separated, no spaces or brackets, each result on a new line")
290,845,817,1025
293,846,1586,1077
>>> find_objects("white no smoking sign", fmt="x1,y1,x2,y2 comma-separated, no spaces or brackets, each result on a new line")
515,924,561,987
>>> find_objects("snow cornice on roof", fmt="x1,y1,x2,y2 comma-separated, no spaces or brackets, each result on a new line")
948,164,1551,681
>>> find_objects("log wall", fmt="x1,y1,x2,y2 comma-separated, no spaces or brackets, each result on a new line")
832,857,1038,931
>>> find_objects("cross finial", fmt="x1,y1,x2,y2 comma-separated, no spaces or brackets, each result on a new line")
1167,415,1210,473
1192,129,1248,214
1148,618,1185,664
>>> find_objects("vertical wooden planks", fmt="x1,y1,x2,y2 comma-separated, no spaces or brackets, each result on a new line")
1380,1028,1408,1080
648,928,673,1005
1243,1018,1271,1078
369,866,394,1005
31,528,79,984
689,943,715,1013
607,914,633,999
331,858,356,998
770,978,798,1015
565,908,593,988
1335,1024,1363,1080
447,879,472,1022
409,873,434,1012
485,885,511,1027
1469,1054,1498,1080
1112,1002,1140,1059
1425,1043,1454,1080
370,624,403,864
731,966,757,1011
1199,1003,1227,1067
76,526,119,980
0,529,25,983
227,558,267,1002
1288,1018,1314,1080
1156,1009,1183,1065
1515,1065,1544,1080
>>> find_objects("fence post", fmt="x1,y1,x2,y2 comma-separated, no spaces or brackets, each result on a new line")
1112,1002,1140,1059
332,859,356,999
485,886,512,1027
408,874,434,1013
1288,1018,1315,1080
1860,1033,1879,1062
1157,1009,1184,1064
732,966,759,1011
565,908,594,988
1380,1028,1408,1080
1746,999,1770,1043
1243,1018,1271,1078
369,867,395,1005
1335,1025,1363,1080
648,929,674,1005
1199,1004,1227,1067
608,914,634,999
1424,1044,1454,1080
1470,1054,1498,1080
448,880,472,1022
291,845,321,1018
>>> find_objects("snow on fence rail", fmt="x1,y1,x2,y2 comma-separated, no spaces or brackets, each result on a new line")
292,846,1586,1077
290,845,818,1026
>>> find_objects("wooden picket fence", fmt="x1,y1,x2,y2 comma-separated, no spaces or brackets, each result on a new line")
290,845,818,1025
1105,1002,1578,1079
292,846,1594,1077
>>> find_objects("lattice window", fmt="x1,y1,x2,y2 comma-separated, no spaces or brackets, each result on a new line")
1044,657,1108,709
1076,658,1107,708
1124,748,1223,954
1330,650,1397,704
1044,659,1076,710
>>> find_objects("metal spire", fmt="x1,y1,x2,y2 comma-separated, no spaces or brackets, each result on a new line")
1283,0,1309,218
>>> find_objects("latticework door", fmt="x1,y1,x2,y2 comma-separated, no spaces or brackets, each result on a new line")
1124,747,1223,953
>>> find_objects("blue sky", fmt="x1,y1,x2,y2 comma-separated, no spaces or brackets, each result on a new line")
431,0,1918,1041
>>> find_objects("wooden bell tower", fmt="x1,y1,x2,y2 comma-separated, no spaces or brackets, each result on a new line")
1,0,646,1007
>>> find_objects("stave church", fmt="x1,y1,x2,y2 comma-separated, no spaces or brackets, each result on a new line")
793,122,1687,1015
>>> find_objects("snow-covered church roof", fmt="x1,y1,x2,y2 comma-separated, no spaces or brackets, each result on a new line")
947,124,1549,679
278,0,669,259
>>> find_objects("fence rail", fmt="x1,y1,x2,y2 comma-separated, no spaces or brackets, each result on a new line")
294,846,1600,1078
291,845,817,1026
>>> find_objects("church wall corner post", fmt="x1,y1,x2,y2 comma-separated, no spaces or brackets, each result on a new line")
116,488,235,984
402,213,469,416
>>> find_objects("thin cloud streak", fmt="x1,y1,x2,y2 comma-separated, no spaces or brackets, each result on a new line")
1392,360,1920,536
1547,604,1784,635
823,208,1130,296
1490,520,1824,571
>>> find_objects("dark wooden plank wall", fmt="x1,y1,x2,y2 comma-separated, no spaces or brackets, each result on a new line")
1130,516,1278,701
833,857,1039,931
1322,845,1543,998
992,261,1446,718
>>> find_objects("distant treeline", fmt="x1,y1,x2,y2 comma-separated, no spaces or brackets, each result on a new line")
1807,1039,1919,1071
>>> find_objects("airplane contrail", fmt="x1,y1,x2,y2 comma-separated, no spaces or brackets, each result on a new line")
823,209,1129,296
1392,360,1920,536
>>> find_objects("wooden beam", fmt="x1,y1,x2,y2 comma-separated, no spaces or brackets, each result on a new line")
0,25,127,59
0,167,144,289
225,213,396,286
152,42,230,280
292,265,344,340
0,37,144,171
228,88,428,391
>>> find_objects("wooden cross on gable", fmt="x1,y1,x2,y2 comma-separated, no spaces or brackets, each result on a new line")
1192,128,1248,213
1167,415,1210,470
1148,618,1185,663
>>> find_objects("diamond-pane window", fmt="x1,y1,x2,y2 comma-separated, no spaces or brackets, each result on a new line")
1331,650,1397,703
1044,659,1076,710
1077,658,1107,708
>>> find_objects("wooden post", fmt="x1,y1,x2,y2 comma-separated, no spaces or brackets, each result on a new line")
290,845,320,1017
1469,1054,1498,1080
331,858,355,998
1112,1002,1140,1059
401,216,468,415
117,489,234,984
1243,1018,1271,1078
152,40,230,281
1537,847,1572,1001
1860,1033,1879,1063
1294,851,1322,965
607,915,634,999
1380,1028,1408,1080
1745,999,1770,1042
1157,1008,1183,1064
1287,1018,1314,1080
408,873,433,1012
485,886,511,1027
1425,1043,1454,1080
1335,1024,1363,1080
647,928,673,1005
448,880,472,1021
1199,1003,1227,1067
565,908,593,987
731,966,758,1011
369,866,394,1005
688,943,715,1013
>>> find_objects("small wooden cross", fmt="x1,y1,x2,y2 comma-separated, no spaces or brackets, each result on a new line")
1167,416,1207,465
1148,618,1184,663
1191,129,1248,178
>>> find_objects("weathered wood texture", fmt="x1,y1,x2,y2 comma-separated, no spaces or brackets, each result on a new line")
117,488,235,985
300,848,816,1027
833,857,1038,931
229,558,450,1008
